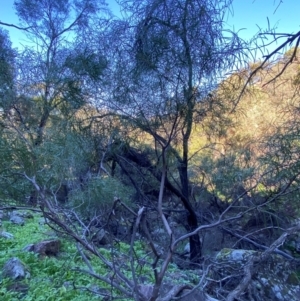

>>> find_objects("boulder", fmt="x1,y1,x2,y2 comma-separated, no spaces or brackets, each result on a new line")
9,210,34,226
10,214,25,226
2,257,30,280
91,228,110,246
23,239,60,257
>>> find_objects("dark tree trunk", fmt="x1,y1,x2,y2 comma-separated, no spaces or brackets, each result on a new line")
178,160,202,263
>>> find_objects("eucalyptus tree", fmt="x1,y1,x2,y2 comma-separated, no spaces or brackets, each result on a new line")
104,0,247,262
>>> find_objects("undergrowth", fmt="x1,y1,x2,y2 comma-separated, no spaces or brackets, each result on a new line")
0,210,198,300
0,211,115,300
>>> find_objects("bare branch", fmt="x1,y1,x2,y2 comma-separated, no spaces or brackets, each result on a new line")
0,21,32,31
226,222,300,301
234,30,300,109
76,243,94,272
72,267,133,298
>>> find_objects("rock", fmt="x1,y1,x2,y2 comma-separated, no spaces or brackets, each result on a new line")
158,283,207,301
23,244,35,252
8,211,34,226
216,248,256,262
0,230,14,239
38,217,50,225
91,228,110,246
2,257,30,280
23,239,60,257
11,210,34,219
184,243,190,254
9,215,25,226
151,228,166,242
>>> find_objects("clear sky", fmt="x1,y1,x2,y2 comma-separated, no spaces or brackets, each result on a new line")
226,0,300,39
0,0,299,50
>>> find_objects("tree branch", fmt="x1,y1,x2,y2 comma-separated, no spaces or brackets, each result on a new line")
0,21,32,31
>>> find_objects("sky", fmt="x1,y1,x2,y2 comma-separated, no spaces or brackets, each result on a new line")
227,0,299,38
0,0,299,52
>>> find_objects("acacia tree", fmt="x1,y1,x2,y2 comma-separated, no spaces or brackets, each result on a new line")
102,0,247,262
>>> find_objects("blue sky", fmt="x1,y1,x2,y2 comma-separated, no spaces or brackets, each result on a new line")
0,0,299,50
226,0,299,39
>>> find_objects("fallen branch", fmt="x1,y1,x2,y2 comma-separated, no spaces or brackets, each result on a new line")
226,222,300,301
222,226,296,260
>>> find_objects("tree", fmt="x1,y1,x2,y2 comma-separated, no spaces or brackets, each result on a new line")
101,0,247,263
0,0,109,202
13,0,108,144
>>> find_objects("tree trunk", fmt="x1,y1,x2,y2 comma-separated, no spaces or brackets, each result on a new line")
178,160,202,263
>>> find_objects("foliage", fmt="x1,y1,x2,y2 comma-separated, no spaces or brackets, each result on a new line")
70,176,134,216
0,28,15,111
0,210,199,300
0,213,101,301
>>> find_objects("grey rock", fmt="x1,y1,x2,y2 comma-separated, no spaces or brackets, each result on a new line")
10,215,25,226
184,243,190,254
11,210,33,219
216,248,256,262
23,244,35,252
91,228,110,246
0,231,14,239
2,257,30,280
